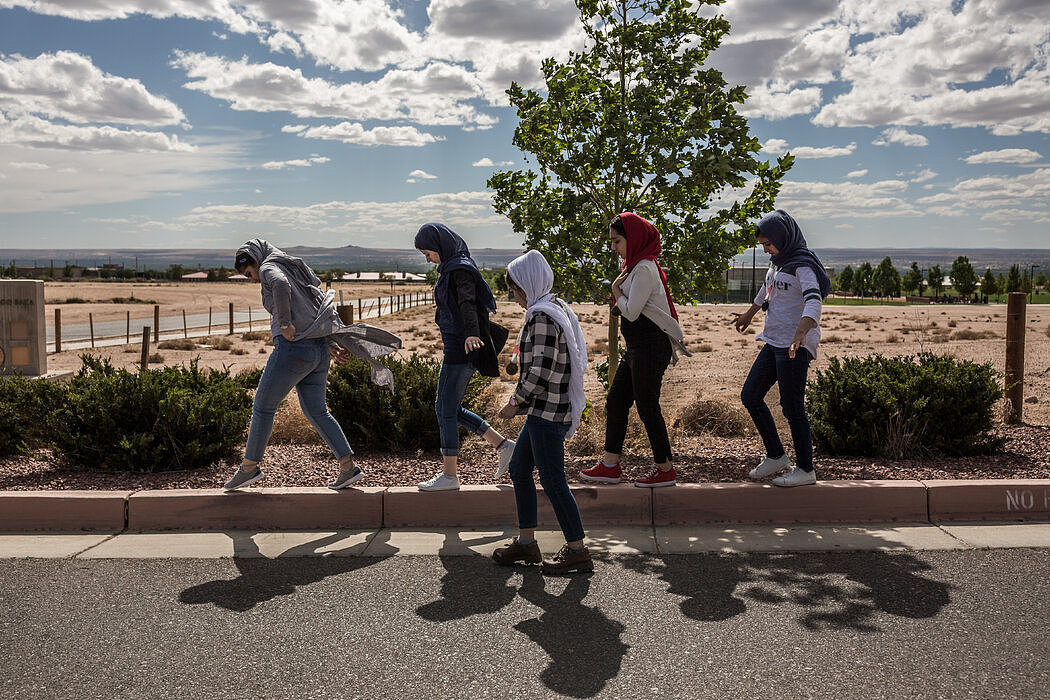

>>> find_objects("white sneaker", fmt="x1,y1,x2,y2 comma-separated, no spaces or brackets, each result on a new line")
418,473,461,491
495,439,516,479
748,454,792,480
773,467,817,487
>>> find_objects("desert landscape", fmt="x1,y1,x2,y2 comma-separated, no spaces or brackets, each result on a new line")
5,283,1049,490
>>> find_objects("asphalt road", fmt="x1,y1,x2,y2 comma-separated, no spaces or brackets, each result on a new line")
3,549,1049,699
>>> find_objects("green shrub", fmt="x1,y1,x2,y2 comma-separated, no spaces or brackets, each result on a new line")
233,367,264,389
808,352,1003,459
327,355,490,451
0,375,67,456
51,355,253,471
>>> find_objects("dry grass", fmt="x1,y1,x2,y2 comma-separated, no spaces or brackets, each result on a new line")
675,394,752,438
157,338,196,350
201,335,234,350
241,331,270,341
230,348,248,355
147,353,164,363
885,332,900,343
271,399,324,444
824,334,843,343
952,329,998,341
1045,324,1050,339
698,343,714,352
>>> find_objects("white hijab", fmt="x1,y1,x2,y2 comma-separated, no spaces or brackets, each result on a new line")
507,250,588,438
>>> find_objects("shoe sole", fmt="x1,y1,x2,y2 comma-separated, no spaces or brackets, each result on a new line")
749,467,790,479
580,475,621,484
494,466,509,479
773,479,817,488
542,562,594,575
634,480,676,488
417,485,461,491
328,471,365,490
492,556,542,566
223,470,264,492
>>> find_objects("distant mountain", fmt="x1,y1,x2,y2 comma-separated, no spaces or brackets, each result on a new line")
732,248,1050,274
0,244,525,271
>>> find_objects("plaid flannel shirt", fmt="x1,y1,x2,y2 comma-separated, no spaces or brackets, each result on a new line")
513,311,572,423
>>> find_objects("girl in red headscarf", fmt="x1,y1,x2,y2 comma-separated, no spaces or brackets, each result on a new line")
581,213,690,488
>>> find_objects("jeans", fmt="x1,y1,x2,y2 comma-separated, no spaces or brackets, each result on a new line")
436,361,490,456
740,344,814,472
509,416,585,543
605,338,673,463
244,336,352,463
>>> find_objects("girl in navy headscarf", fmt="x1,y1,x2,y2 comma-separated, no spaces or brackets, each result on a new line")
414,223,514,491
731,210,830,487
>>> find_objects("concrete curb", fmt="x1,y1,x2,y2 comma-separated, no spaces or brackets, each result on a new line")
1,480,1049,532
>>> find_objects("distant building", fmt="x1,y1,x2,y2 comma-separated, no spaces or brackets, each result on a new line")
181,271,209,280
339,271,426,281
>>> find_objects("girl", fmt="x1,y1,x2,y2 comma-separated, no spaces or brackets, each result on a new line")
414,223,514,491
580,213,690,488
222,239,401,492
731,210,831,487
491,250,591,574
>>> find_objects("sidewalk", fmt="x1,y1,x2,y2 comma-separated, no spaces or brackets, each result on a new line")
3,522,1050,559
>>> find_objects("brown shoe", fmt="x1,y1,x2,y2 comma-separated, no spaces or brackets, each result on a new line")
492,538,542,566
541,544,593,575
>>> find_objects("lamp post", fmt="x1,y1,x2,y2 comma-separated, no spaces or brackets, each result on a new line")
1031,264,1041,302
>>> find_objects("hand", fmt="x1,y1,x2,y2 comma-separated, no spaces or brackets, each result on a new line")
789,329,808,359
731,312,753,333
464,336,484,354
330,345,350,363
498,402,517,420
281,324,296,341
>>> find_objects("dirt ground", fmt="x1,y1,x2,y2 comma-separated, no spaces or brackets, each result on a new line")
8,296,1049,490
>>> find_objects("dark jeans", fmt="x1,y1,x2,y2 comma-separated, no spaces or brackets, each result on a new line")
509,416,585,543
605,338,673,463
740,344,814,472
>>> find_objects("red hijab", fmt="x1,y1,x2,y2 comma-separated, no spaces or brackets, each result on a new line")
617,212,678,320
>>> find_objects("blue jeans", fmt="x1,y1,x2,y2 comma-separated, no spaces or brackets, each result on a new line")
509,416,585,543
244,336,352,463
436,361,490,456
740,344,814,472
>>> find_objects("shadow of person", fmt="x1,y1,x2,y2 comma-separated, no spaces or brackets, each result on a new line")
415,530,517,622
739,550,953,632
620,553,749,622
514,569,628,699
179,530,395,612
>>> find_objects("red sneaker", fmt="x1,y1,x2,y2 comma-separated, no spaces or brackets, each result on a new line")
580,461,622,484
634,466,676,488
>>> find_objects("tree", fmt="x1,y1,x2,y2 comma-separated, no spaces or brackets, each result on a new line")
1005,264,1022,293
927,264,943,298
1035,271,1047,289
1021,269,1032,295
167,264,186,280
981,268,998,301
950,255,978,300
902,262,923,296
488,0,793,371
852,261,872,298
872,256,900,298
837,265,854,294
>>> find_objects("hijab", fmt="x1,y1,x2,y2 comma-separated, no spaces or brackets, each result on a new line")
617,213,679,320
756,210,832,298
414,223,496,332
235,238,321,290
506,250,588,439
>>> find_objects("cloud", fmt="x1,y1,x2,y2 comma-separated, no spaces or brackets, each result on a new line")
289,122,442,147
8,161,48,169
259,156,330,170
910,168,937,182
0,113,193,152
964,148,1043,164
761,138,790,154
407,169,438,182
845,169,868,178
872,127,928,147
915,167,1050,216
472,157,514,166
760,138,855,158
0,51,185,126
427,0,576,42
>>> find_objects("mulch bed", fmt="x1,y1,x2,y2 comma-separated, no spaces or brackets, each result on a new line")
2,425,1048,491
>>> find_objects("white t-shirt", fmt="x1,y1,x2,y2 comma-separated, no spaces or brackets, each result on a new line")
752,265,823,359
616,259,691,360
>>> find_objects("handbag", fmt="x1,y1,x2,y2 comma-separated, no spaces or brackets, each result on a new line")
474,316,509,377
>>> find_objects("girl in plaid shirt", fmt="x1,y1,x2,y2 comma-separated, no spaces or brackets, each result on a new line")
491,250,593,575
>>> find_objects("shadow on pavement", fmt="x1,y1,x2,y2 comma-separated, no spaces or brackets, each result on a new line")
623,549,951,632
415,531,517,621
178,531,396,612
514,568,629,699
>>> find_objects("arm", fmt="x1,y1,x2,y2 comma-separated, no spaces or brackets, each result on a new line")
261,264,295,336
615,263,657,322
451,270,483,351
513,314,561,406
731,303,762,333
790,267,824,358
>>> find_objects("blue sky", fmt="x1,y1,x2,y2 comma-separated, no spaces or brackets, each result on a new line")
0,0,1048,251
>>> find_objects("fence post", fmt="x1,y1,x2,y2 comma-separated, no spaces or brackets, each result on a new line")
228,303,234,335
358,298,362,319
139,326,150,370
89,312,95,348
126,311,130,344
208,306,212,335
54,308,61,353
248,306,252,333
1005,291,1027,424
182,309,188,338
153,305,160,343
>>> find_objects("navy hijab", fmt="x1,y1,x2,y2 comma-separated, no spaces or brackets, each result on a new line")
414,223,496,333
757,210,832,298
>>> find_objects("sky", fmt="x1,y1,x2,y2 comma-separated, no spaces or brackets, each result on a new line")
0,0,1048,252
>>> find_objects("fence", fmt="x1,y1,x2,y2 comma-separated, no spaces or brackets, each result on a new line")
47,291,434,353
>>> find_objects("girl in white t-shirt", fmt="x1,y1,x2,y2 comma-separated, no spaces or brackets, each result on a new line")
731,210,831,487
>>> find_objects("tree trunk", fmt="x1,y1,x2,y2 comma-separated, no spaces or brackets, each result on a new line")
607,307,620,381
